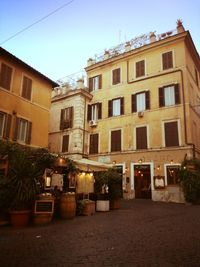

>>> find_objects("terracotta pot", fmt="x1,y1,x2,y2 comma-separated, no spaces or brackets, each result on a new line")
10,210,31,227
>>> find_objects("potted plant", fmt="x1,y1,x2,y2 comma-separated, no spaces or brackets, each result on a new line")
0,141,54,227
107,168,122,209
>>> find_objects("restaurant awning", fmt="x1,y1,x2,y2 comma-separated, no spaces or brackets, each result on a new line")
73,158,113,172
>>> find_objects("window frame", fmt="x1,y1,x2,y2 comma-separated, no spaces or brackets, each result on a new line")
159,84,180,107
108,97,124,117
88,74,102,92
135,59,145,78
62,134,69,153
162,120,180,147
135,125,149,150
112,68,121,85
164,164,181,186
110,129,122,152
14,117,32,144
0,62,13,91
87,103,102,121
0,112,12,139
89,133,99,154
60,107,73,130
132,91,150,112
21,75,32,101
162,51,174,70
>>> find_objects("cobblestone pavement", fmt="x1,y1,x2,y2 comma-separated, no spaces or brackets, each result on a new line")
0,199,200,267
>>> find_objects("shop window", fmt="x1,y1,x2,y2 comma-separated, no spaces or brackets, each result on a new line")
111,129,121,152
0,63,12,90
89,133,99,154
60,107,73,130
166,165,180,185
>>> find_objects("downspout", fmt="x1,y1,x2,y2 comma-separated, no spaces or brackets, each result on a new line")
82,96,87,158
126,61,195,158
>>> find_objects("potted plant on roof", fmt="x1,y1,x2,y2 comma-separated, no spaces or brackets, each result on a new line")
95,171,110,211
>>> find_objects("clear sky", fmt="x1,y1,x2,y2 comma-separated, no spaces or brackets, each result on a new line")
0,0,200,83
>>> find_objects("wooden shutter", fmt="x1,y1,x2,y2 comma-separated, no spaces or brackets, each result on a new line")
69,107,73,128
159,87,164,107
87,105,92,121
136,127,147,149
13,117,20,141
62,135,69,152
60,109,64,130
108,100,113,117
132,94,137,113
89,134,98,154
112,68,120,85
111,130,121,152
164,121,179,147
162,51,173,70
26,121,32,144
174,84,180,104
99,75,102,89
3,113,12,139
0,63,12,90
89,78,93,92
22,76,32,100
136,60,145,78
120,97,124,115
145,91,150,110
98,103,102,119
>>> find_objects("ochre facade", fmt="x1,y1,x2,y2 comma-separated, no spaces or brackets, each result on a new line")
0,48,57,148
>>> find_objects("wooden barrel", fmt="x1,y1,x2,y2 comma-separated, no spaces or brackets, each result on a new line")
60,193,76,219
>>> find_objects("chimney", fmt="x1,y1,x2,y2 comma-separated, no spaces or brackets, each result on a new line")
125,41,131,52
150,32,156,43
76,78,84,89
176,19,185,33
87,58,94,66
104,50,110,60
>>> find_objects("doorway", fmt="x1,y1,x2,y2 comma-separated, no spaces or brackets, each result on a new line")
134,164,151,199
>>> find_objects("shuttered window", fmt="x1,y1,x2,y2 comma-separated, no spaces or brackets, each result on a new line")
22,76,32,100
108,98,124,117
112,68,120,85
88,75,102,91
60,107,73,130
62,135,69,152
162,51,173,70
13,117,32,144
0,112,12,139
136,60,145,78
89,134,99,154
0,63,12,90
159,84,180,107
136,126,147,149
164,121,179,147
111,130,121,152
87,103,102,121
132,91,150,112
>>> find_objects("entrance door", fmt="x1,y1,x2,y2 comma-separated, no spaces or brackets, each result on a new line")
134,164,151,199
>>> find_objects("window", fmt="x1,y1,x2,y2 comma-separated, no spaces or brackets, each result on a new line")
22,76,32,100
87,103,102,121
89,75,102,91
62,135,69,152
164,121,179,147
108,97,124,117
111,129,121,152
166,165,180,185
136,126,147,149
159,84,180,107
0,63,12,90
89,133,99,154
60,107,73,130
112,68,120,85
132,91,150,112
14,117,32,144
136,60,145,78
162,51,173,70
0,112,12,139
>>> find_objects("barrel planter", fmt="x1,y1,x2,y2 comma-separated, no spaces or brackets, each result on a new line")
10,210,31,228
60,193,76,219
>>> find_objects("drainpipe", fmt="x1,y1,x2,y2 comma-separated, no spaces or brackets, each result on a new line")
126,61,196,158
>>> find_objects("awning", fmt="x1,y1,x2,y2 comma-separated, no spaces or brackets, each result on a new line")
73,158,113,172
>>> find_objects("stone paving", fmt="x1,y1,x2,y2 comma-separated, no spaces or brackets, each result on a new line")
0,199,200,267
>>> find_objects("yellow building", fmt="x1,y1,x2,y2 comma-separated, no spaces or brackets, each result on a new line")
0,47,58,148
85,21,200,202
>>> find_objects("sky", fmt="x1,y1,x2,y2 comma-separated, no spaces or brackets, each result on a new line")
0,0,200,83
